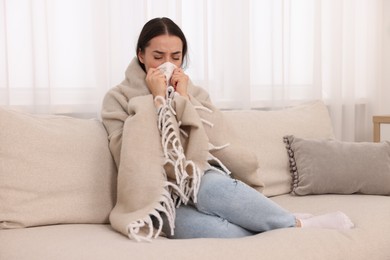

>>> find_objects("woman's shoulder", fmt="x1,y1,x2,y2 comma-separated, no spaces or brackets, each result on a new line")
103,59,149,105
188,82,211,103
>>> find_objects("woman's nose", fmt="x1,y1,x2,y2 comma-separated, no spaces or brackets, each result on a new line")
163,56,174,64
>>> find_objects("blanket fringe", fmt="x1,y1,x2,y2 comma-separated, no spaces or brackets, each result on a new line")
126,182,178,242
194,105,212,113
194,105,214,127
207,142,232,175
155,86,204,206
201,118,214,128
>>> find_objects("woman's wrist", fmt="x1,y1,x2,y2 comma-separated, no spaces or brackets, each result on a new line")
154,95,165,110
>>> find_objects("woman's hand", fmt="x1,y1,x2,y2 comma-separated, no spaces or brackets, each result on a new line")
145,68,167,98
170,68,189,99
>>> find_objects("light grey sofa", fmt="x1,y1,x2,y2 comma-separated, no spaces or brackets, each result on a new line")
1,101,390,260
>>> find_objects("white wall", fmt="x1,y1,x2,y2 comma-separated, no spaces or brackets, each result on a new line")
382,0,390,114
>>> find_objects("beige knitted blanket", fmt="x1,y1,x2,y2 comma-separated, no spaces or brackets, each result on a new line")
101,58,264,241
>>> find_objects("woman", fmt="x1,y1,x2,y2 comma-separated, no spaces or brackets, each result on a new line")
101,17,353,241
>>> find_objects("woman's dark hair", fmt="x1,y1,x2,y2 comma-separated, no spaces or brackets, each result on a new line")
136,17,188,71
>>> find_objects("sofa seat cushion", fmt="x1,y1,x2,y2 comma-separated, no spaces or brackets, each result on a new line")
1,194,389,260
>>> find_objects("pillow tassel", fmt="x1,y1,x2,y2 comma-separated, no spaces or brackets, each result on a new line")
283,135,299,194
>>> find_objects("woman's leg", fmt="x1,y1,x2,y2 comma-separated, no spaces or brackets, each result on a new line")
161,204,254,239
161,170,354,239
195,170,296,233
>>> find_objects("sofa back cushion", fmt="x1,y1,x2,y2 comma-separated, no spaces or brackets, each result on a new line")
222,101,334,197
0,107,117,229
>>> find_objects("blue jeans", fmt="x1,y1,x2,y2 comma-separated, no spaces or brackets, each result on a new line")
162,170,296,239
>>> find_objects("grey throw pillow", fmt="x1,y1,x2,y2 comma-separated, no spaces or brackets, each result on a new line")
283,135,390,195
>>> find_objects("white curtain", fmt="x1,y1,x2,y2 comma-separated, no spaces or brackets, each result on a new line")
0,0,385,141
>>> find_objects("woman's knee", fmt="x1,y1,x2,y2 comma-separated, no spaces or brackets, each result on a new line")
196,171,235,212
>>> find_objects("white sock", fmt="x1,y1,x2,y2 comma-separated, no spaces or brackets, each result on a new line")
299,211,354,229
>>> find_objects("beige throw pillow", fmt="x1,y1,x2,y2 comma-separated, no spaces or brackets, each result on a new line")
222,101,335,197
0,107,117,229
284,135,390,195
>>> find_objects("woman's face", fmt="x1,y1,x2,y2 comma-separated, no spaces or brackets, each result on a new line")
138,34,183,72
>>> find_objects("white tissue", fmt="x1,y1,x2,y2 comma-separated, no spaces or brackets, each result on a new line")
157,62,177,86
